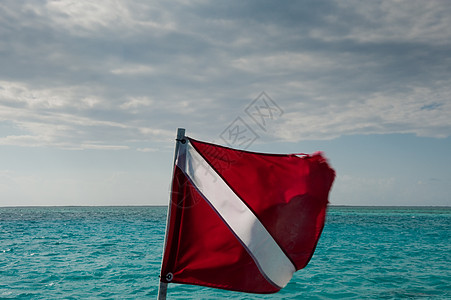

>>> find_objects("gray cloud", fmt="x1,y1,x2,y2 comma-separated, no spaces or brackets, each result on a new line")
0,0,450,149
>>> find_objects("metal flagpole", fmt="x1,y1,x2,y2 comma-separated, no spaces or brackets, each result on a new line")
157,128,185,300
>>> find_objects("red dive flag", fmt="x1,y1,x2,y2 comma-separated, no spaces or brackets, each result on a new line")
160,135,335,294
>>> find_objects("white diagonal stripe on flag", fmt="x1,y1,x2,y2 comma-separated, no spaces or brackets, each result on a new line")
176,139,296,289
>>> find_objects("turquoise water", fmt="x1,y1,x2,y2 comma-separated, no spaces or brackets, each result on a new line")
0,206,449,299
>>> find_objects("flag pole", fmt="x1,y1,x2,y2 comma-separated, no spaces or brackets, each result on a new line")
158,128,185,300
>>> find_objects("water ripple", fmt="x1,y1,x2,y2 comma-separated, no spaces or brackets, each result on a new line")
0,206,449,299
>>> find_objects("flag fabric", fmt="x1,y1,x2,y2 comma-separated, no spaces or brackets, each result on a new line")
160,137,335,294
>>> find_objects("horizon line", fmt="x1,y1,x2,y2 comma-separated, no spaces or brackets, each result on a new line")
1,204,450,208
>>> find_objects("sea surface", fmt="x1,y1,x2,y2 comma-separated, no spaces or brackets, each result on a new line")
0,206,449,299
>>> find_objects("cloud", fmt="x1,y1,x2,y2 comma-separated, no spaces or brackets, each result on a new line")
276,82,451,141
136,147,158,153
329,0,451,45
0,0,450,150
0,80,173,149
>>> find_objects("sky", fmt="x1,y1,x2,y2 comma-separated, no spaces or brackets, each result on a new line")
0,0,450,207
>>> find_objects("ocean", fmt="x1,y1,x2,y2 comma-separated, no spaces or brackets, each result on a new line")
0,206,449,299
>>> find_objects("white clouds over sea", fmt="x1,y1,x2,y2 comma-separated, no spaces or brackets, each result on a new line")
1,0,450,206
1,0,450,150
